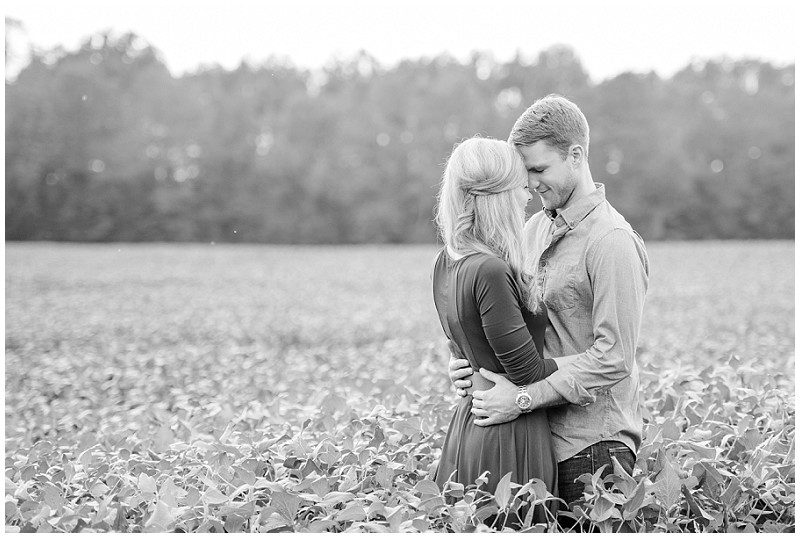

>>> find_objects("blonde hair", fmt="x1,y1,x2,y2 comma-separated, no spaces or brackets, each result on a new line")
435,137,539,312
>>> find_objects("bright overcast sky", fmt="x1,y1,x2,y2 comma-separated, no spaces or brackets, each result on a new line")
5,0,796,82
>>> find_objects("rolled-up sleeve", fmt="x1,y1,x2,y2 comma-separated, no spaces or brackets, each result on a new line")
545,228,649,403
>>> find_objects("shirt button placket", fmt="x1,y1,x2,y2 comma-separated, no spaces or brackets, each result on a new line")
538,252,548,301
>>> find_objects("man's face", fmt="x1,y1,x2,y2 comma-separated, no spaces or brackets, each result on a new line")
518,141,578,212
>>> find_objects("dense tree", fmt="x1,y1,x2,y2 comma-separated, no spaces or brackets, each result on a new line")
5,34,794,242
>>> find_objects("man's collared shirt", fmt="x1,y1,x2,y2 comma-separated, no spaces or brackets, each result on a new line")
524,183,650,462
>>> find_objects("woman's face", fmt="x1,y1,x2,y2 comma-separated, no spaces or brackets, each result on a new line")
512,180,533,217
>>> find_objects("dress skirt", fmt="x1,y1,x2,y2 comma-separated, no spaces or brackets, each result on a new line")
434,395,559,525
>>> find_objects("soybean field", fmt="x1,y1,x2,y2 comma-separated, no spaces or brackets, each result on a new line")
5,241,794,532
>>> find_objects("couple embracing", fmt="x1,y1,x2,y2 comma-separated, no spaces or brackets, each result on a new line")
431,95,650,525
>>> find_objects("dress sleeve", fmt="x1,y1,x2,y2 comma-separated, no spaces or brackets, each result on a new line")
473,258,557,386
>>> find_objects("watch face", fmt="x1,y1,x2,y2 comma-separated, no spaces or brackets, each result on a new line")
516,393,532,409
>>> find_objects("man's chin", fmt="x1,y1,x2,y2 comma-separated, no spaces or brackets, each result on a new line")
541,197,562,212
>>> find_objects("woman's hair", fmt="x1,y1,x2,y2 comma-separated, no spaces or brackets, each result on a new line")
435,136,539,312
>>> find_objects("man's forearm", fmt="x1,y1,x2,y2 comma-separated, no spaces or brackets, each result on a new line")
472,369,578,425
526,378,570,410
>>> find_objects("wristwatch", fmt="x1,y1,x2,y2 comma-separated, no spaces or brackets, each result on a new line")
515,386,533,412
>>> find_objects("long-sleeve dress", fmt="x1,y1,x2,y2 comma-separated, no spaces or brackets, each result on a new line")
432,249,558,522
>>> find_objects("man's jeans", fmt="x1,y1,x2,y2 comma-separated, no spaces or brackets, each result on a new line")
557,440,635,506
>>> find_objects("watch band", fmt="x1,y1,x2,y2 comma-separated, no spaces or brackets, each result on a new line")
516,385,532,412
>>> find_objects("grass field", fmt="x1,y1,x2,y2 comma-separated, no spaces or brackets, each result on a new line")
5,241,795,532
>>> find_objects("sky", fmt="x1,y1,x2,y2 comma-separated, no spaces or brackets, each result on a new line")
4,0,797,82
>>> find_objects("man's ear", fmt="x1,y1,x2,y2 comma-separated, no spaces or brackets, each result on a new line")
568,144,585,168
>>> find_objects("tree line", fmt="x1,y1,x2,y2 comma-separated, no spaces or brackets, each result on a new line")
5,32,794,243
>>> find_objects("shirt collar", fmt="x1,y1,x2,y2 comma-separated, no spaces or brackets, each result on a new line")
544,183,606,229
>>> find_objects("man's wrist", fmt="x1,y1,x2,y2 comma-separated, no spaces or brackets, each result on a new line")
526,379,568,410
515,385,533,412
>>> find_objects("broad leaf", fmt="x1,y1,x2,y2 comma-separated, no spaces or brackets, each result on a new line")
653,461,681,510
494,472,513,508
270,490,300,520
144,500,174,532
138,473,157,500
413,479,440,497
42,483,65,510
589,495,615,522
201,487,229,505
335,503,367,521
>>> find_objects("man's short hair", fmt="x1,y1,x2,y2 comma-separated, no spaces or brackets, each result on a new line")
509,94,590,158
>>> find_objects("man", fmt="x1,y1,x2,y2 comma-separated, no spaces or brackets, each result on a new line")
448,94,650,508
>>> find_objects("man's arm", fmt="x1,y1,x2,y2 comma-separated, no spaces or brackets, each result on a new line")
469,368,570,426
471,229,648,424
541,229,648,403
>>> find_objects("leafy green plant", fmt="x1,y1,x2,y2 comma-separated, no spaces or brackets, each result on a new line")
5,243,794,532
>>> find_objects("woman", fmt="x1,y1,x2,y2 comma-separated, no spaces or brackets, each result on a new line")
432,137,558,524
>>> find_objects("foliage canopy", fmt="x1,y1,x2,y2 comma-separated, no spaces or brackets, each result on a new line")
5,33,795,242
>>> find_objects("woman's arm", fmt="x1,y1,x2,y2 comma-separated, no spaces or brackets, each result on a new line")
474,257,556,386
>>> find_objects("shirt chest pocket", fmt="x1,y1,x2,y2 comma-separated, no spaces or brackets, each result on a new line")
542,262,578,312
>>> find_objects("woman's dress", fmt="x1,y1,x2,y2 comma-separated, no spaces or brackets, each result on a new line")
432,249,558,523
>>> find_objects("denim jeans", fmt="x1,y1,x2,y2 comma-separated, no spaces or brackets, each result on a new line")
557,440,635,506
